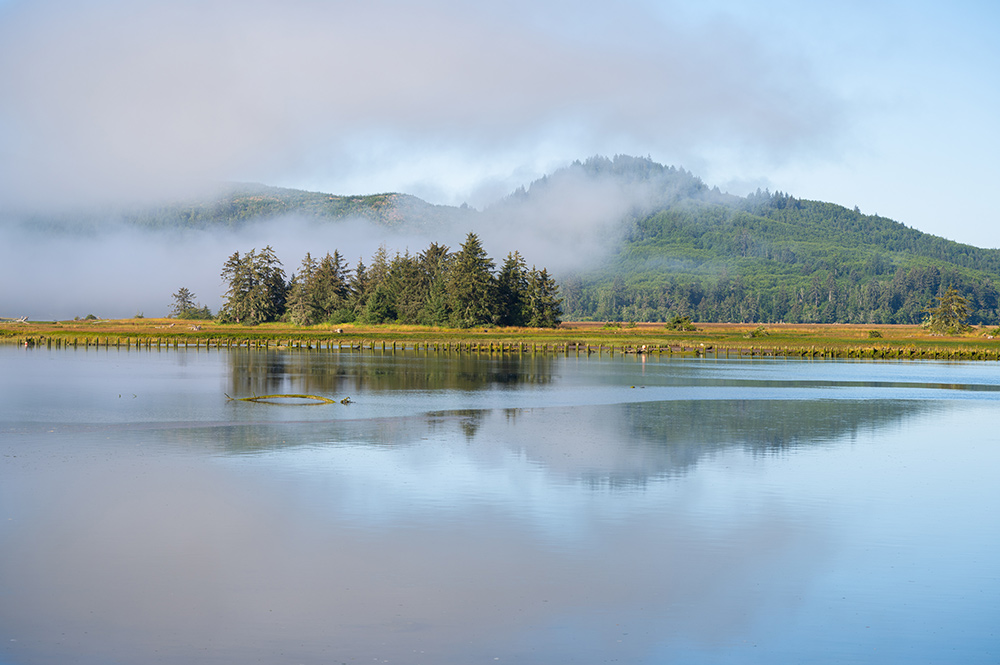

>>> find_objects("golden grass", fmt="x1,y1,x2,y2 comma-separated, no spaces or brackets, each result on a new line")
2,318,998,359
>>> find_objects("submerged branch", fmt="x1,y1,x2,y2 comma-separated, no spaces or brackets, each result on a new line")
225,393,338,405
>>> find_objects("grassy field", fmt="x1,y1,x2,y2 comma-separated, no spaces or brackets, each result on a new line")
3,317,1000,360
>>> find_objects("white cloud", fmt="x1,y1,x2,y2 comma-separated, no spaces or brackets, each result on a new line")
0,0,843,211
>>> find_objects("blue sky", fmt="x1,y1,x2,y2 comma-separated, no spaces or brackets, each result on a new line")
0,0,997,247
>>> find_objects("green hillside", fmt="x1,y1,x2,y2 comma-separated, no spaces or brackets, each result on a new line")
130,157,1000,325
22,183,473,233
121,183,473,231
20,154,1000,326
547,157,1000,324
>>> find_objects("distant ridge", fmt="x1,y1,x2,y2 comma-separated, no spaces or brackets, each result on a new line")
504,155,1000,324
18,155,1000,325
120,183,475,231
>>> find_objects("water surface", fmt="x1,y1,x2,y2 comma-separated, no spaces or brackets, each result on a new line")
1,347,998,664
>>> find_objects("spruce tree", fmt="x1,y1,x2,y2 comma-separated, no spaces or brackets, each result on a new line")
526,267,563,328
923,287,971,334
448,233,497,327
286,253,319,325
313,251,352,321
496,251,528,326
349,258,369,317
219,246,287,324
170,287,196,318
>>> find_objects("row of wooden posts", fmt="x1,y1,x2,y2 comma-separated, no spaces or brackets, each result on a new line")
8,335,1000,360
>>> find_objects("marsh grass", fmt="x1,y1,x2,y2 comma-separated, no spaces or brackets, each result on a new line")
2,318,999,359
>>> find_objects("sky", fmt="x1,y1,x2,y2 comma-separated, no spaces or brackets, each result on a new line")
0,0,998,317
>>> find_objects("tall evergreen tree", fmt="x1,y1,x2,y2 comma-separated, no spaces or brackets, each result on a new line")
170,287,196,317
286,252,319,325
526,267,563,328
416,243,453,326
448,232,497,327
219,246,287,324
169,287,213,319
313,251,353,320
359,282,397,324
496,251,529,326
923,287,971,334
391,251,427,324
420,275,452,326
349,258,369,316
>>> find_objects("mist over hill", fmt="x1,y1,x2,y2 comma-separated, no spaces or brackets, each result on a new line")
4,155,999,324
495,156,1000,325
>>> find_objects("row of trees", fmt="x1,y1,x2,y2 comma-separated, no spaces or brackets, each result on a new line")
561,264,996,326
215,233,562,328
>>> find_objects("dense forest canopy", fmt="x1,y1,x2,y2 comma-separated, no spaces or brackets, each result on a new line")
213,234,562,328
547,157,1000,325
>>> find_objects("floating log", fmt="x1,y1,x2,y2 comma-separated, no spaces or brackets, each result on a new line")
225,393,338,405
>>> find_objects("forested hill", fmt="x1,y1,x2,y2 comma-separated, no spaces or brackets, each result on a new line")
19,154,1000,325
535,157,1000,325
119,183,478,231
23,183,475,232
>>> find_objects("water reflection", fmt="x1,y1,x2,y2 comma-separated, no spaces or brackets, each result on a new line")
0,455,824,665
480,399,933,487
226,349,558,397
152,398,927,487
2,347,998,665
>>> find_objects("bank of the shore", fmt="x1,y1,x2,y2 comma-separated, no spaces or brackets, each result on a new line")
3,319,1000,360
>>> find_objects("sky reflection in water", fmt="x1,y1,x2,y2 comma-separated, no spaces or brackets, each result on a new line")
1,347,998,664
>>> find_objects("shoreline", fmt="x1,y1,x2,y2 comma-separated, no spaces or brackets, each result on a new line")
2,319,998,360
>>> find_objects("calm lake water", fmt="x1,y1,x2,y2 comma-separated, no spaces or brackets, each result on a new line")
1,346,998,664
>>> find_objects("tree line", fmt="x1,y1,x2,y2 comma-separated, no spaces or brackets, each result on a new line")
560,264,997,325
555,187,1000,326
197,232,562,328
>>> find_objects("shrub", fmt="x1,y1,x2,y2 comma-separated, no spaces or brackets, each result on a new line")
664,315,696,331
328,308,357,325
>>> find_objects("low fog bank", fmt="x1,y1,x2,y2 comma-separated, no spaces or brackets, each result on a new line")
476,168,642,273
1,161,705,321
0,216,428,321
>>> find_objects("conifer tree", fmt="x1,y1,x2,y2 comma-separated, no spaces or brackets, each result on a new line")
286,253,319,325
496,251,529,326
349,258,369,316
391,251,426,323
526,267,563,328
169,287,213,319
219,246,287,324
448,232,497,327
923,287,971,334
313,251,353,320
170,287,196,317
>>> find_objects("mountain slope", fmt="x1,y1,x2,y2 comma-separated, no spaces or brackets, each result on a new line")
553,159,1000,323
15,155,1000,325
121,183,474,231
